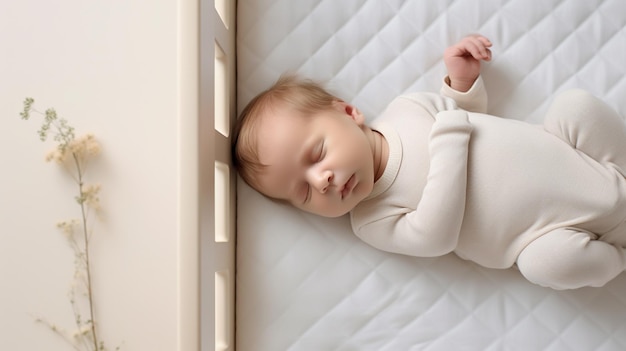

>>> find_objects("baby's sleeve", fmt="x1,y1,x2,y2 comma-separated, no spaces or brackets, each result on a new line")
440,76,488,113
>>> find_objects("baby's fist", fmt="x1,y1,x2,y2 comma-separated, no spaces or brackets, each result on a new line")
444,35,492,92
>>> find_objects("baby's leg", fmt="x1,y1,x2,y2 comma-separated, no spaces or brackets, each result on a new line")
543,89,626,176
517,228,626,290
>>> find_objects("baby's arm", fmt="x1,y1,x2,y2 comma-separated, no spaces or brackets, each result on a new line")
443,35,492,92
355,110,473,257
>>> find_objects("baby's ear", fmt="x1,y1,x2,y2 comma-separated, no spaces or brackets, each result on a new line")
334,101,365,126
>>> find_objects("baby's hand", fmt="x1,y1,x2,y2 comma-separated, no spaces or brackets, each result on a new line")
444,35,492,92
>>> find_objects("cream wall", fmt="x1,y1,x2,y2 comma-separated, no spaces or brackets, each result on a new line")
1,0,198,350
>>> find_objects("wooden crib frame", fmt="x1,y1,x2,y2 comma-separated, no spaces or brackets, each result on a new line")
194,0,236,350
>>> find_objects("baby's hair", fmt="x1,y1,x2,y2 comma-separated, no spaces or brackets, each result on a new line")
232,75,341,190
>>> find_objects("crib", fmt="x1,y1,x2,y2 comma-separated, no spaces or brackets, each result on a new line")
205,1,626,350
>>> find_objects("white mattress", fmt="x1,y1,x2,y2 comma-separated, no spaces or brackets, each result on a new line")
236,1,626,350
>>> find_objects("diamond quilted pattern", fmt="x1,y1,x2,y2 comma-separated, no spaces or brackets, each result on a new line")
237,1,626,350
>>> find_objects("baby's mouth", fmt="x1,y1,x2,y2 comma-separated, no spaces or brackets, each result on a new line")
341,174,356,199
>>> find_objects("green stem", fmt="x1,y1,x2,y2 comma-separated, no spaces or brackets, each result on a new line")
73,152,99,351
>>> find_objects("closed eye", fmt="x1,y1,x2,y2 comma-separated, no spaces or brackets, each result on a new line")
315,141,325,162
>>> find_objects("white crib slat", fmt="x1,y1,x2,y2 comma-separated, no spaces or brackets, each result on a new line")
199,0,237,350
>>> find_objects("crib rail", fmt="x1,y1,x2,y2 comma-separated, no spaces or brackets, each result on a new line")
199,0,237,350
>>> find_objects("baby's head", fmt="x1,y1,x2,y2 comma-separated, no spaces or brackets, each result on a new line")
232,75,377,217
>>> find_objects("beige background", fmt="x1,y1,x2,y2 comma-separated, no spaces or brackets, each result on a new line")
1,0,200,349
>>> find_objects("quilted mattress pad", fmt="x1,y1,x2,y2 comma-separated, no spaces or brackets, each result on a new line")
236,1,626,350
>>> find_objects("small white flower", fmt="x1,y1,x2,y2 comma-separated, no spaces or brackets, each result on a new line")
56,219,78,238
81,183,101,210
72,323,93,339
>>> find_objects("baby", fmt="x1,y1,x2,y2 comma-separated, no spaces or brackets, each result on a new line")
232,35,626,290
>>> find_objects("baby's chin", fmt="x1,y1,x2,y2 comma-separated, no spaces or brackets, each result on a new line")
299,199,358,218
315,207,354,218
311,190,373,218
305,210,349,219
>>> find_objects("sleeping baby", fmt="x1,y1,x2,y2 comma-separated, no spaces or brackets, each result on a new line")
232,35,626,290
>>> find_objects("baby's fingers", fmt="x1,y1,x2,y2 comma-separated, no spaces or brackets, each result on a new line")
464,35,492,61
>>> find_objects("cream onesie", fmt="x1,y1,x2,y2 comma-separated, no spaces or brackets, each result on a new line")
350,77,626,289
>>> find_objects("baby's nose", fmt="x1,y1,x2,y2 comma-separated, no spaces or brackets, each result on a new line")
309,169,333,193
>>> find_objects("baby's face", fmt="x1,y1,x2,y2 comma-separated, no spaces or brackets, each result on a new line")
254,102,375,217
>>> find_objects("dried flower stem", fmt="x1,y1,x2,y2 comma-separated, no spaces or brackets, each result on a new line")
73,151,98,351
21,98,112,351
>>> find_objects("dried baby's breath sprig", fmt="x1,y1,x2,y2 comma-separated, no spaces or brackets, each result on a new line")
21,98,117,351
